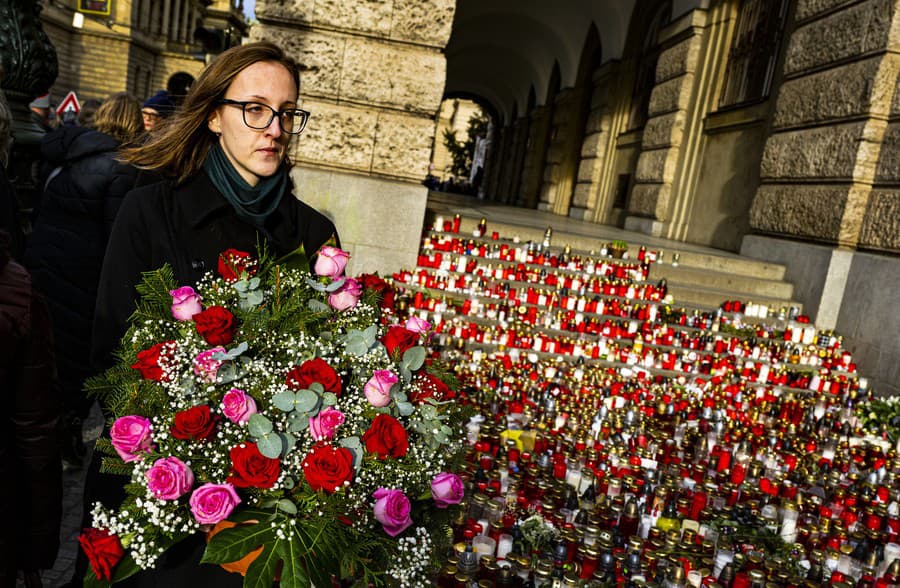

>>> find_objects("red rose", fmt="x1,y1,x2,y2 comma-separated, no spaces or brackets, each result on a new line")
227,443,280,489
79,528,124,582
193,306,237,346
381,326,418,359
131,340,176,382
285,358,342,395
170,405,218,442
359,273,395,310
218,248,257,282
362,413,408,460
302,443,354,493
410,372,452,404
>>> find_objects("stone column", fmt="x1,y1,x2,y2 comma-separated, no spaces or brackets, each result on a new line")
538,88,580,215
170,0,182,42
518,105,552,208
625,11,706,236
572,63,621,222
254,0,453,275
503,117,530,204
161,0,172,37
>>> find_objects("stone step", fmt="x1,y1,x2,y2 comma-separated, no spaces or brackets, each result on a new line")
667,282,802,313
649,263,795,301
444,215,788,281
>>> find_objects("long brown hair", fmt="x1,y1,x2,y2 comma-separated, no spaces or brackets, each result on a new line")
120,42,301,184
93,93,142,144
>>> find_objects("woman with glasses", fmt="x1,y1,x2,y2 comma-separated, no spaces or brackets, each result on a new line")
78,42,336,587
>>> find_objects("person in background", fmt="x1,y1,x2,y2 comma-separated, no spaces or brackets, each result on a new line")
0,228,62,588
167,72,195,110
140,89,175,132
0,82,24,261
77,98,103,128
29,92,53,131
24,93,142,469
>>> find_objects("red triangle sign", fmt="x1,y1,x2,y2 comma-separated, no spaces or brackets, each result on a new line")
55,91,81,116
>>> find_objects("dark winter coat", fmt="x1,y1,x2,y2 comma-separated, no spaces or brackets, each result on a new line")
81,170,337,587
0,234,62,582
24,126,138,409
92,169,339,367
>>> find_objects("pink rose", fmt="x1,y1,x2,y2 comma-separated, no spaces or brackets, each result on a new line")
309,407,345,441
372,488,412,537
364,369,397,407
110,415,154,462
145,456,194,500
328,278,362,311
404,316,430,334
221,388,257,424
170,286,203,321
189,483,241,525
314,246,350,279
192,347,225,383
430,472,464,508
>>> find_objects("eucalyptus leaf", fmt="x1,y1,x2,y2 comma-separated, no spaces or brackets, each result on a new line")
362,324,378,344
282,476,296,490
276,499,298,515
233,280,249,293
339,436,361,449
396,401,414,417
294,389,319,413
248,277,261,289
402,346,426,372
256,433,283,459
272,391,298,412
324,277,346,292
346,340,368,356
248,414,274,437
305,277,327,292
308,382,325,394
280,432,297,457
322,392,338,406
287,417,309,434
400,364,412,384
420,405,438,420
308,299,330,312
247,291,264,306
346,445,363,469
177,375,197,396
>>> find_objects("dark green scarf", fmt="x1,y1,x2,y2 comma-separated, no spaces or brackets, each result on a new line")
203,142,288,228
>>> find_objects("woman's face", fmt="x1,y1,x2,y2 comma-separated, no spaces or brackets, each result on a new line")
208,60,298,187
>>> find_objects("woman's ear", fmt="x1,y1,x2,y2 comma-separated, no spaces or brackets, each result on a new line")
208,110,222,135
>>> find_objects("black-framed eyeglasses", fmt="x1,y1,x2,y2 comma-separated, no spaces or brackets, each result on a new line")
217,99,310,135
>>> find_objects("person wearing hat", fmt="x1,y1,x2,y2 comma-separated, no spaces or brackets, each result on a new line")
141,89,175,132
29,92,53,131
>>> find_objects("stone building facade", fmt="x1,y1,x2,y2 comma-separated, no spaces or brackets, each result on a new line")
39,0,246,105
250,0,899,394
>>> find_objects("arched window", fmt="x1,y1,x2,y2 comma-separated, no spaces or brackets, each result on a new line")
719,0,791,108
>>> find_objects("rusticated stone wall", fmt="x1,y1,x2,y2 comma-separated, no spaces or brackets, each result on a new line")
254,0,452,182
749,0,900,252
254,0,454,275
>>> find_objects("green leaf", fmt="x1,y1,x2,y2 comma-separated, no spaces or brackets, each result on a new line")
294,389,319,412
248,414,274,437
276,499,298,515
400,364,412,384
308,299,330,312
346,340,368,356
324,277,346,292
257,433,284,459
322,392,338,406
280,432,297,456
272,391,298,412
339,436,361,449
287,413,309,433
308,382,325,394
402,346,426,371
396,401,414,417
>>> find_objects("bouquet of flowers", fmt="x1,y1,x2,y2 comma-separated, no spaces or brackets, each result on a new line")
80,245,470,587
